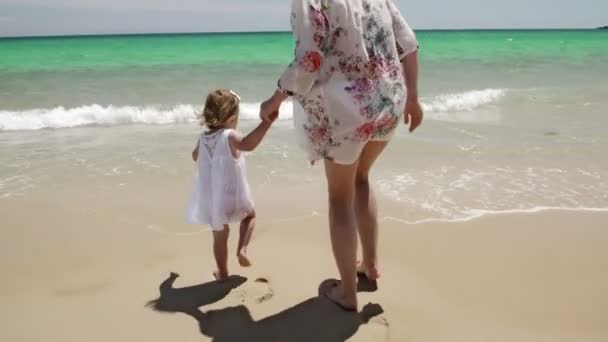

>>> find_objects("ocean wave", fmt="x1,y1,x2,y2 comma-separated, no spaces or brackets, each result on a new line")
0,104,197,131
423,88,505,123
0,103,295,131
0,89,506,131
423,88,505,112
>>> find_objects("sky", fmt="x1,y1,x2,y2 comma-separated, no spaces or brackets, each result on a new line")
0,0,606,37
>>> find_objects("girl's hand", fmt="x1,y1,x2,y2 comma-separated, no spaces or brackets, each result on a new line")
404,98,424,133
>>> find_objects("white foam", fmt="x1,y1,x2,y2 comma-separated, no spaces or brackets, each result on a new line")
0,102,296,131
0,104,197,131
423,88,505,113
382,207,608,225
0,88,506,131
422,88,506,124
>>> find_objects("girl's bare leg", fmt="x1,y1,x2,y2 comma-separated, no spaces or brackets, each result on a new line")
213,225,230,280
237,213,255,267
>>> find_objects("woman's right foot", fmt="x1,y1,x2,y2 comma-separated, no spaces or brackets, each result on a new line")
357,262,380,280
324,280,358,312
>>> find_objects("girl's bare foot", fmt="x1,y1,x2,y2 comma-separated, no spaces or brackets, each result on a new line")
357,262,380,280
324,281,357,312
237,249,252,267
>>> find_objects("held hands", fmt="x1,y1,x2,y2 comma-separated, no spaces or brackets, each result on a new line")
266,110,279,123
261,103,279,124
260,98,281,124
260,90,289,123
404,98,424,133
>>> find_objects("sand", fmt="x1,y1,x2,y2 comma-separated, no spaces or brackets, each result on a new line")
1,188,607,342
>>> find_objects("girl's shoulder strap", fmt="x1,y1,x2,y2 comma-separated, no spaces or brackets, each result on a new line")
222,129,242,159
221,128,234,143
220,128,234,151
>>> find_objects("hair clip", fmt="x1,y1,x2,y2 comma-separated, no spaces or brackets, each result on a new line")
228,90,241,102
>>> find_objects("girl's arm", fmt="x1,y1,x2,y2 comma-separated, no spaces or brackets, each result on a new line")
229,114,278,153
192,139,200,162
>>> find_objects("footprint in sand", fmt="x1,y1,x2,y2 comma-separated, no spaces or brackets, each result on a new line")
359,304,390,341
371,315,389,327
234,277,274,304
365,315,390,341
253,278,274,303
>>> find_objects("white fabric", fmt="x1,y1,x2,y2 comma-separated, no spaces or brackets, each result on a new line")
185,129,254,231
278,0,419,165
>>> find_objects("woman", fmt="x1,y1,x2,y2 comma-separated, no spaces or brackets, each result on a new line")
260,0,423,311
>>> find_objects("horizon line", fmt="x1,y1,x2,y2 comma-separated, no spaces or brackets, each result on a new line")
0,27,604,40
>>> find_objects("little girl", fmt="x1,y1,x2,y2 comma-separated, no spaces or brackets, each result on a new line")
186,89,277,280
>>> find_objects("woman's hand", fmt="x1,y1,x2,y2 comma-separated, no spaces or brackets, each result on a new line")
404,98,423,133
260,90,289,123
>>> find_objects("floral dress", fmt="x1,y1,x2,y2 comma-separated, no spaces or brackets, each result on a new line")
279,0,418,165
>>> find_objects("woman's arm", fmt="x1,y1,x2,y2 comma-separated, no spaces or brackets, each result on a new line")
261,0,326,121
387,0,419,60
278,0,326,96
387,0,423,132
402,51,423,133
403,51,419,101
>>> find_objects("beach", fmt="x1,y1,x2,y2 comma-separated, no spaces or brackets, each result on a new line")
1,194,607,341
1,30,608,341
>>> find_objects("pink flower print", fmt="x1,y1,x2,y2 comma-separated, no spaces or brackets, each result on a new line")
301,51,323,72
313,33,324,49
354,122,375,141
308,125,330,143
310,6,329,31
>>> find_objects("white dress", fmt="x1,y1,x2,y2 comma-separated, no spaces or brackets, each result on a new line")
185,129,254,231
278,0,419,165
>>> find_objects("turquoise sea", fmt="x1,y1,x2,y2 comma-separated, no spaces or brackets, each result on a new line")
1,30,607,222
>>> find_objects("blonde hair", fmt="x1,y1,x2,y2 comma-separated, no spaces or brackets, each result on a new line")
200,89,241,129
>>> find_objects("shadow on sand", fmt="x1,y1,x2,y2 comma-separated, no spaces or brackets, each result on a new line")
147,273,384,342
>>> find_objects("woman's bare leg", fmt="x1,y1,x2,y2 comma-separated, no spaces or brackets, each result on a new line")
237,213,255,267
324,159,359,310
213,225,230,280
355,141,389,280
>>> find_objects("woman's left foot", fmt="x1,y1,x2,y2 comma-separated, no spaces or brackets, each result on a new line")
357,262,380,280
237,250,252,267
